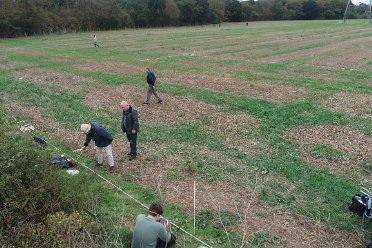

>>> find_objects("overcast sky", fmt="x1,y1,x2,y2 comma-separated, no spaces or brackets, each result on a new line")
352,0,371,4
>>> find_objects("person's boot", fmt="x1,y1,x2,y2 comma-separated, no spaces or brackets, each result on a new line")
95,162,103,167
129,155,137,161
108,166,117,173
157,99,163,104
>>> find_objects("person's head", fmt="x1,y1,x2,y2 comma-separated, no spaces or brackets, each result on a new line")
120,101,130,111
80,123,91,134
149,203,163,221
93,34,96,37
146,67,151,73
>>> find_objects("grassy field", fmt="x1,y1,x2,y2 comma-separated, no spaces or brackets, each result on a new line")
1,19,372,247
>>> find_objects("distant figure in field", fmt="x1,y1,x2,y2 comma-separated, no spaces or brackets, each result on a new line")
143,67,162,105
78,122,116,173
131,203,176,248
120,100,139,161
93,34,99,47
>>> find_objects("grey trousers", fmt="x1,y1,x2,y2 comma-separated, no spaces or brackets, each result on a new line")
96,144,114,166
146,83,161,103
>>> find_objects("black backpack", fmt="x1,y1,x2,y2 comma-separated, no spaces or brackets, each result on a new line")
50,155,70,169
349,194,369,216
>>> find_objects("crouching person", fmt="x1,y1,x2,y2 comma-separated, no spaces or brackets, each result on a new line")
79,122,116,173
131,203,176,248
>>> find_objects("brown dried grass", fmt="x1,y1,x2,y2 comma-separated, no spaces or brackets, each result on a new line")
12,68,93,93
2,47,45,56
0,61,30,70
321,93,372,118
78,62,144,75
2,96,82,148
84,84,220,126
285,125,372,177
201,111,261,153
316,47,372,70
255,36,372,64
161,71,307,103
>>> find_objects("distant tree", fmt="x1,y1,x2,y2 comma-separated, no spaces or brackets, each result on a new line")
318,0,345,19
195,0,210,24
176,0,198,25
271,0,288,19
302,0,320,19
286,0,304,19
351,3,368,19
242,0,260,21
165,0,180,25
148,0,167,26
208,0,225,23
225,0,243,21
252,0,273,20
0,0,22,37
126,0,149,27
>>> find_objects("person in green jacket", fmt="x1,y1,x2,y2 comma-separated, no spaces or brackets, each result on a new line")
131,203,176,248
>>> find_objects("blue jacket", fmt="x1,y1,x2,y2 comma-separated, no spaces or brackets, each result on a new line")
84,122,113,148
146,71,156,85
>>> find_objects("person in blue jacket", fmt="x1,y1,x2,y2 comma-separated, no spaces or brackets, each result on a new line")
79,122,116,173
143,67,162,104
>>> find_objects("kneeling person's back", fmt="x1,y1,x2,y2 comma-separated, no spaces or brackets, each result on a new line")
131,214,170,248
131,203,171,248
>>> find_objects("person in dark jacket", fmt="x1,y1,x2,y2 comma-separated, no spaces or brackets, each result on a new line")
79,122,116,173
120,101,139,160
143,67,162,105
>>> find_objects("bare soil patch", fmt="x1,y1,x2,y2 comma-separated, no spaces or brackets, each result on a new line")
285,125,372,177
84,84,220,126
2,47,45,57
12,68,93,93
161,72,307,103
321,93,372,118
2,96,82,148
255,36,372,64
201,111,261,154
278,70,340,82
78,62,143,75
317,47,372,70
174,59,247,73
0,61,30,70
248,204,365,248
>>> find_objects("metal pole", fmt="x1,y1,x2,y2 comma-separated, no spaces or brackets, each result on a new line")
343,0,352,23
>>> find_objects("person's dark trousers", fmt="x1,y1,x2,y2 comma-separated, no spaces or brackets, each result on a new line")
156,234,176,248
126,133,137,157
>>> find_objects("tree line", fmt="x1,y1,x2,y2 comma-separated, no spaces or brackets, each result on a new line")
0,0,369,38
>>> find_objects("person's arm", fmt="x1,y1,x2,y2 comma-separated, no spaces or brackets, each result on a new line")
131,110,139,134
83,134,91,147
157,222,171,242
121,112,125,132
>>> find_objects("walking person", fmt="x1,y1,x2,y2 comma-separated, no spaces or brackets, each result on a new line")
131,203,176,248
93,34,99,47
143,67,162,105
120,101,139,161
78,122,116,173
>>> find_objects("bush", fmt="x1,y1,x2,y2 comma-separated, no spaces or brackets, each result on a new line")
0,111,93,246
